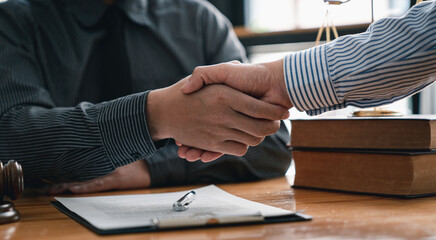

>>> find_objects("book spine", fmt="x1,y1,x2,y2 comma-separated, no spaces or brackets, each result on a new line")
290,120,432,149
292,151,415,196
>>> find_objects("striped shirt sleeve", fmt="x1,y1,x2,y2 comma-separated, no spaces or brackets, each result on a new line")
284,1,436,116
0,5,158,182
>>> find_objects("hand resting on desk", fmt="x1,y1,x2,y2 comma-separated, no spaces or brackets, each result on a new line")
48,160,150,194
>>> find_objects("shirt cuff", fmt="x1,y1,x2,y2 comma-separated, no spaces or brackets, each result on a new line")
96,91,157,167
283,44,343,115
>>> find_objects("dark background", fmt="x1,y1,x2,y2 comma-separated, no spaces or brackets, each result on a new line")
208,0,245,26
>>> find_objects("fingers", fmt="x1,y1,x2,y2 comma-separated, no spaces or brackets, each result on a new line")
48,161,151,195
47,178,110,195
179,141,248,160
178,145,224,162
218,140,249,157
180,71,206,94
224,128,266,147
68,176,114,194
227,111,282,139
200,151,223,162
182,60,293,112
174,81,286,162
185,149,223,162
181,62,233,94
176,86,280,160
48,183,69,195
229,91,290,120
185,148,204,161
177,145,190,158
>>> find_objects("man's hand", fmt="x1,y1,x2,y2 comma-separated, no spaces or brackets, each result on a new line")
48,160,150,194
181,59,293,109
177,59,293,162
146,78,289,160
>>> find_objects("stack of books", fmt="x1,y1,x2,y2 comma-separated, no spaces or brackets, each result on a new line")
290,115,436,197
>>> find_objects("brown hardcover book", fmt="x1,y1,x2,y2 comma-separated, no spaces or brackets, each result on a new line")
292,150,436,197
290,115,436,150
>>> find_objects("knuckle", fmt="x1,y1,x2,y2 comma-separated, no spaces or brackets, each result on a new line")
209,88,226,104
93,179,105,187
210,141,222,151
250,127,264,138
255,136,265,145
229,143,249,157
264,122,280,135
247,136,264,146
275,109,288,120
257,121,281,136
186,151,201,161
267,106,287,121
215,88,228,102
233,144,249,156
220,142,247,156
210,112,229,127
192,66,205,76
216,94,226,105
271,120,281,133
248,103,260,117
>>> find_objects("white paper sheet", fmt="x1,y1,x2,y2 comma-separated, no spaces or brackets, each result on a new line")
55,185,294,230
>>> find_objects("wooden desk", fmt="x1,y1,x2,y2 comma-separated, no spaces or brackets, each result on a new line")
2,176,436,239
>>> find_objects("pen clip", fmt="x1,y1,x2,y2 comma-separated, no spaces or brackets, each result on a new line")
173,190,196,211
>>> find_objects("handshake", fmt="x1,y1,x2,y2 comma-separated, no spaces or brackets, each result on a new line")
146,59,293,162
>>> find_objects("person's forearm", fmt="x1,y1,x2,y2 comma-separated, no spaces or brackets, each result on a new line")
0,93,158,182
285,1,436,115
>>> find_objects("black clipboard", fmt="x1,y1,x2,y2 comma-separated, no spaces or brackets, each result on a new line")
51,201,311,235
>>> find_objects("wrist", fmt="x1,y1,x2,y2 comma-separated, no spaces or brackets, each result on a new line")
146,89,170,141
263,59,293,109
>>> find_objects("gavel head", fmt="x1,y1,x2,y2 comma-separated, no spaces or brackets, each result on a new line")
0,160,24,201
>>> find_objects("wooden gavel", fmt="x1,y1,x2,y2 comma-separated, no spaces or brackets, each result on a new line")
0,160,24,224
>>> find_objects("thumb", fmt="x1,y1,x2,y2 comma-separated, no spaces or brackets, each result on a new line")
180,74,204,94
181,61,241,94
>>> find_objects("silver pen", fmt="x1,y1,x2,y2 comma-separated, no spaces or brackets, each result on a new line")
173,190,196,211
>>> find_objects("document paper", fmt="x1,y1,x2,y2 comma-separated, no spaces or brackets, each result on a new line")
55,185,294,230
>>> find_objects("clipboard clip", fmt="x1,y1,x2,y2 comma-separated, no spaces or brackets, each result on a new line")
173,191,196,211
152,211,264,229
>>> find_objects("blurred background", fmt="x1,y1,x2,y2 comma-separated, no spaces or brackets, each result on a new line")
208,0,436,118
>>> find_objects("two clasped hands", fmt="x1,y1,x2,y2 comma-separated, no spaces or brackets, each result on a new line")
48,59,291,195
159,59,293,162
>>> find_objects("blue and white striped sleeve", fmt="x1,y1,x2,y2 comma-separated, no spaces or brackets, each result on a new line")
284,1,436,116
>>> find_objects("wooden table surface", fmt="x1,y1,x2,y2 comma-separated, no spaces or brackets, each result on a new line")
2,176,436,240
